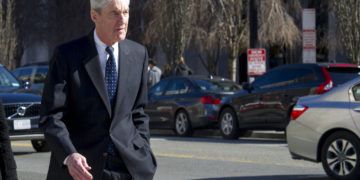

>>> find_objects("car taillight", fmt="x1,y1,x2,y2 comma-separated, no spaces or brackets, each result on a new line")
316,67,333,94
291,105,308,120
201,96,221,105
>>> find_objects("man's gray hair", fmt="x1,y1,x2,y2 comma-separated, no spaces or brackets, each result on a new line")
90,0,130,11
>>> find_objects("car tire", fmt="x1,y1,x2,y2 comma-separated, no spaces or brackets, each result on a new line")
219,108,241,139
321,131,360,180
174,110,193,137
31,140,50,152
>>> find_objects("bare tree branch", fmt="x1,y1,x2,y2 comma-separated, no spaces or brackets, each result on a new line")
258,0,301,48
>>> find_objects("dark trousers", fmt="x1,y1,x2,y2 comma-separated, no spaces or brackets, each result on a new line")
102,154,132,180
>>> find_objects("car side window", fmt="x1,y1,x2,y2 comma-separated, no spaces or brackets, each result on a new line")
252,69,284,89
149,79,169,96
14,68,33,82
164,79,191,95
289,68,317,83
34,67,48,83
253,68,316,89
352,84,360,101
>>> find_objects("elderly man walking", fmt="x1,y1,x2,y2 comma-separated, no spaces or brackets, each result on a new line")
40,0,157,179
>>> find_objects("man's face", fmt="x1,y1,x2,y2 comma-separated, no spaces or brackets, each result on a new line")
91,0,129,45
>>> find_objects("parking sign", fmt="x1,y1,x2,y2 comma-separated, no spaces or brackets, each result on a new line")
247,48,266,76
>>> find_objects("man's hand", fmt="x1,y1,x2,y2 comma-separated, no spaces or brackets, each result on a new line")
65,153,93,180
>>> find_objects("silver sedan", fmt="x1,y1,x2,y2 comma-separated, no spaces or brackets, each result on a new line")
287,76,360,179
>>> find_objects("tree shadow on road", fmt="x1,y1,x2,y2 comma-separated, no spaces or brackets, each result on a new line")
151,129,286,144
14,152,34,156
194,174,328,180
151,134,286,145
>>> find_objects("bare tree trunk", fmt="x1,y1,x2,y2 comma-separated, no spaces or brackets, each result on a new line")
332,0,360,64
0,0,22,69
228,47,239,81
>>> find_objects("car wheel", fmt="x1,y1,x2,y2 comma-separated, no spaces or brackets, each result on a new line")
321,131,360,180
174,110,193,137
219,108,240,139
31,140,50,152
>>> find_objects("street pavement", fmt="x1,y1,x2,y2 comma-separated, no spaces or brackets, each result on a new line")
11,131,329,180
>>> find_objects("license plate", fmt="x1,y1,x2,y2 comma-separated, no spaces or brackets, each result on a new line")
13,119,31,130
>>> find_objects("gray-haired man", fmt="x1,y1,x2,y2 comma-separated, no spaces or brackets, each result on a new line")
40,0,157,179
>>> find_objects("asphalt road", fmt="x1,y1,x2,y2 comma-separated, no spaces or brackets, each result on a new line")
11,131,329,180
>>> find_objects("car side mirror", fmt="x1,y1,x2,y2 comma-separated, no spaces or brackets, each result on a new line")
21,80,32,89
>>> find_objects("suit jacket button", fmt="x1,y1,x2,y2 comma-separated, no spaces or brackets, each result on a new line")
102,152,108,157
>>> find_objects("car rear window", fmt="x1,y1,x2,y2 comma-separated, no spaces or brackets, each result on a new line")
195,79,241,92
327,67,360,85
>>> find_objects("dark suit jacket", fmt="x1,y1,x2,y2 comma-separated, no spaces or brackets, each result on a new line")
0,101,17,180
40,33,157,180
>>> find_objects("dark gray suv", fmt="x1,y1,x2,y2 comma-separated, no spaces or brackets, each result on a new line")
0,64,48,152
219,63,360,139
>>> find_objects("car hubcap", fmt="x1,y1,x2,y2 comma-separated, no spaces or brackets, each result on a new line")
327,139,357,176
221,113,233,135
176,113,188,134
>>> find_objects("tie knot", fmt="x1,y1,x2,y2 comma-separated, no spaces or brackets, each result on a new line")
105,46,114,55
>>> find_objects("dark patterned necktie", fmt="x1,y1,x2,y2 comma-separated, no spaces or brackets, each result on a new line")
105,46,118,107
105,46,118,156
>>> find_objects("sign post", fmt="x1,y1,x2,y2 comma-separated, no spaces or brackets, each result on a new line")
302,8,316,63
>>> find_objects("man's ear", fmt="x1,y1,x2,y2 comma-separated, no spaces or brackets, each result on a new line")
90,10,98,23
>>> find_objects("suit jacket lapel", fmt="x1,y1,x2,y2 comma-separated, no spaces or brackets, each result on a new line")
83,34,112,117
113,40,131,115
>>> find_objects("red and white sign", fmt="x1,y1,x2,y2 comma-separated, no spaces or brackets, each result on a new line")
247,48,266,76
302,9,316,63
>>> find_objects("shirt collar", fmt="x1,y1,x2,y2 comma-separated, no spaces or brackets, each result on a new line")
93,30,119,54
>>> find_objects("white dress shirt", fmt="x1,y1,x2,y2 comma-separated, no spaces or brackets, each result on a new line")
93,30,119,78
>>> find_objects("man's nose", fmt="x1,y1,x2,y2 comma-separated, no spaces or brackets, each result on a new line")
117,13,127,22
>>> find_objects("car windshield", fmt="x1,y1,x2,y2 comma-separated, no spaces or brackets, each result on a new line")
327,67,360,85
0,66,20,87
195,79,241,92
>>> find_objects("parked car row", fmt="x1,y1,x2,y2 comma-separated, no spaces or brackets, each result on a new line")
146,63,360,179
148,63,360,139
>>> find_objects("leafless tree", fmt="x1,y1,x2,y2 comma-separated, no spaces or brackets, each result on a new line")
144,0,196,67
208,0,248,80
190,0,226,75
0,0,93,68
331,0,360,64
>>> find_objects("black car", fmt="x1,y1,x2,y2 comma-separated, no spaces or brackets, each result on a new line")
0,64,48,152
146,75,241,136
12,63,48,94
219,63,360,139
